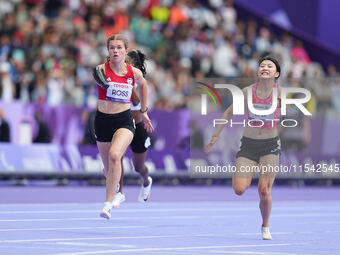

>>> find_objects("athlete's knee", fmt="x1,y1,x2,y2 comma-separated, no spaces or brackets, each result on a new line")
234,189,245,196
109,151,121,164
134,163,147,174
233,185,249,196
133,162,144,172
258,187,271,199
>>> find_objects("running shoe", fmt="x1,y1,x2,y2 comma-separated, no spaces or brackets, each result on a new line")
138,176,152,203
261,226,272,240
112,192,125,208
100,202,113,219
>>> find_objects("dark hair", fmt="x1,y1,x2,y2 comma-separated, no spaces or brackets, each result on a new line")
127,50,147,77
259,55,281,79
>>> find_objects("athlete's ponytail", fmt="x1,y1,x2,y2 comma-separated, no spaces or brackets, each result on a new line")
127,50,147,78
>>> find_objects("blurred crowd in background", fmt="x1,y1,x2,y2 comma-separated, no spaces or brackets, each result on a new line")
1,0,340,115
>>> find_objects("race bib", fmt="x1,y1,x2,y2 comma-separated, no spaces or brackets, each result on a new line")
106,82,133,103
248,103,274,122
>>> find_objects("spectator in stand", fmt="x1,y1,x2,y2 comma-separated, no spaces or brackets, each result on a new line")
0,61,15,102
291,40,311,64
33,110,51,143
0,0,338,112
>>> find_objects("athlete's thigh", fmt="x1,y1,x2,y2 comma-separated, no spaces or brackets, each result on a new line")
233,157,258,189
97,141,111,173
109,128,134,158
258,154,279,187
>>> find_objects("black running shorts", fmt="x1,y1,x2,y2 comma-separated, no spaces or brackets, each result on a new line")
236,136,281,163
94,109,135,142
130,122,151,153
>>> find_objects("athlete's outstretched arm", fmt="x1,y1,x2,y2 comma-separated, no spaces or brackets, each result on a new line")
205,87,248,154
133,66,154,133
205,104,234,154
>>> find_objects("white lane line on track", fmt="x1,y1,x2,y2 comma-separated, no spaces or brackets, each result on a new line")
0,225,149,232
0,215,230,222
0,244,88,252
2,205,340,214
0,234,215,243
0,207,258,214
1,212,339,223
295,220,340,225
56,242,136,248
1,231,335,244
0,202,248,207
54,242,312,255
211,250,296,255
0,200,338,207
271,213,340,218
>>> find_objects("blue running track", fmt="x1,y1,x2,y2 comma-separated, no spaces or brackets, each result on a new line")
0,186,339,255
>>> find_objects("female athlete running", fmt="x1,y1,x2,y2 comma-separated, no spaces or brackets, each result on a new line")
92,34,154,219
206,56,281,240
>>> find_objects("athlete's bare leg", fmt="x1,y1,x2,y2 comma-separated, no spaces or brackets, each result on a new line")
98,128,133,203
98,143,111,178
258,154,278,227
116,152,148,193
232,157,257,195
118,158,124,193
132,152,150,186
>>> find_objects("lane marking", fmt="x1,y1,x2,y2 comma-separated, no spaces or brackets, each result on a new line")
54,242,312,255
0,225,148,232
0,207,259,214
1,205,340,214
56,242,135,248
0,215,229,222
0,200,338,207
211,250,296,255
1,212,340,223
0,234,215,243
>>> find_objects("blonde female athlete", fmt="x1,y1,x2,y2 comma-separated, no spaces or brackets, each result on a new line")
206,56,281,240
92,34,154,219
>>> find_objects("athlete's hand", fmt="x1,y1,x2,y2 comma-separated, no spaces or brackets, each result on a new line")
141,112,154,133
205,136,218,154
92,66,109,89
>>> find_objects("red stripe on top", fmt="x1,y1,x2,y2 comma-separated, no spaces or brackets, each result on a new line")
97,62,135,102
